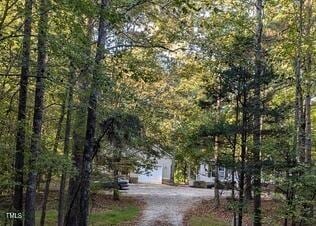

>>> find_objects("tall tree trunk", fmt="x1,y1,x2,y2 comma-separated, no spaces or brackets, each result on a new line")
170,156,175,184
58,66,74,226
113,157,120,201
13,1,33,225
214,136,220,208
187,164,191,184
64,146,82,226
302,1,314,223
304,0,313,164
79,1,108,225
232,94,240,226
64,20,93,226
295,0,305,162
253,0,264,225
238,92,247,226
284,169,293,226
40,99,66,226
214,86,221,208
24,0,49,225
305,94,311,162
245,171,252,200
64,96,85,226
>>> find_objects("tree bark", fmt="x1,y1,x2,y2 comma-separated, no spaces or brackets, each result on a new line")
79,1,109,225
64,20,93,226
238,89,247,226
214,137,220,208
24,0,49,225
304,0,313,164
170,156,176,184
253,0,264,225
13,1,33,225
40,99,66,226
64,150,82,226
214,85,221,208
113,159,120,201
302,1,314,223
245,172,252,201
187,164,191,184
57,65,75,226
305,94,311,163
232,94,239,226
295,0,305,162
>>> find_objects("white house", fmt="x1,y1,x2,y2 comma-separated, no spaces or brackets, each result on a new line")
130,156,236,185
191,162,238,186
131,156,173,184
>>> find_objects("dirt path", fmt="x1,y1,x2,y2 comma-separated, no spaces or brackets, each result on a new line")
122,184,230,226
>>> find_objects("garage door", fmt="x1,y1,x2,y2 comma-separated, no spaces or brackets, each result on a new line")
138,166,163,184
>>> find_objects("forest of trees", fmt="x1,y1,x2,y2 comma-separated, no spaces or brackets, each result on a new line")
0,0,315,226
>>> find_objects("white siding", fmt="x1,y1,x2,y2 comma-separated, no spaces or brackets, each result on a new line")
137,156,172,184
196,164,227,182
158,157,172,179
138,166,163,184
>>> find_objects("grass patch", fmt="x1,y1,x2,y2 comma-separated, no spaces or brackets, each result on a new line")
36,210,57,225
1,193,142,225
35,205,139,226
189,215,229,226
90,206,139,226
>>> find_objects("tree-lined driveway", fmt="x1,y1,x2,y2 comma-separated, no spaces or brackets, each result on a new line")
122,184,230,226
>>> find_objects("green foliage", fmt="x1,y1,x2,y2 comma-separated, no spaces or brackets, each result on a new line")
101,112,143,147
0,0,315,224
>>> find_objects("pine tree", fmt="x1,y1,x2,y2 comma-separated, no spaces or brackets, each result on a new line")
13,1,33,225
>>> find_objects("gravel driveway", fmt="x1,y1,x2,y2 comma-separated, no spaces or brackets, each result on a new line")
122,183,230,226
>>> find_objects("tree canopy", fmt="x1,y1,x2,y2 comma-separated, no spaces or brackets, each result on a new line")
0,0,315,225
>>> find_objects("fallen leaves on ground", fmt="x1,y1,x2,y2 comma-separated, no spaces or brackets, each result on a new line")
183,198,281,226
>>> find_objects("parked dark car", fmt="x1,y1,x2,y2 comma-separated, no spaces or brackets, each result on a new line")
93,178,128,190
103,177,129,190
